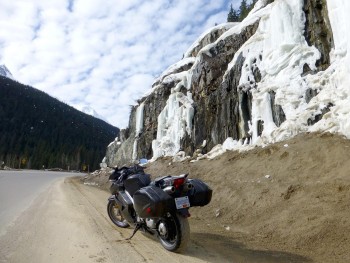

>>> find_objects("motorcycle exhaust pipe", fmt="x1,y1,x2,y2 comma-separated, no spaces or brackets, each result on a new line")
163,186,176,194
183,183,193,192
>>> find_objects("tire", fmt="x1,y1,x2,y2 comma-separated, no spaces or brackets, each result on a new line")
107,200,129,228
158,213,190,253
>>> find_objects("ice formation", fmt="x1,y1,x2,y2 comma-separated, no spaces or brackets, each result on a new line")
135,102,145,137
132,102,145,161
137,0,350,161
152,87,194,159
198,0,350,159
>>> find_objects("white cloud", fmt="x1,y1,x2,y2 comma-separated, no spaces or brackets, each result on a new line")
0,0,242,128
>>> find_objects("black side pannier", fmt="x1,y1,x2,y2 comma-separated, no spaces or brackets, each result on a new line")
124,173,151,196
133,185,174,218
188,179,212,207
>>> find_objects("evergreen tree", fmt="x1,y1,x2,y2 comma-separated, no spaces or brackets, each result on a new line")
250,0,258,9
0,76,120,171
227,4,239,22
232,8,239,22
239,0,249,21
227,4,235,22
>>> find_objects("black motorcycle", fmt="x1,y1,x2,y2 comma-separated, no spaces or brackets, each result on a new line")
107,165,212,252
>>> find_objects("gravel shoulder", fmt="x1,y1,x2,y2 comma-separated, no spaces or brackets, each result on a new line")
0,176,304,263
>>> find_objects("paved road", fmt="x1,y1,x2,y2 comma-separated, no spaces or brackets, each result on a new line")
0,170,83,236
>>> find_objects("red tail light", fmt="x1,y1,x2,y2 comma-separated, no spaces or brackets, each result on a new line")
173,178,185,189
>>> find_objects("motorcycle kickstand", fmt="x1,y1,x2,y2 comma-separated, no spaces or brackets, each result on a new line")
126,223,154,240
126,223,142,240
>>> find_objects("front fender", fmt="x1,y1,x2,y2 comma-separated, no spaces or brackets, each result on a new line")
108,194,126,211
108,195,117,202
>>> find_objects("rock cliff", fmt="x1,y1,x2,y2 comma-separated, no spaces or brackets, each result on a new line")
105,0,336,167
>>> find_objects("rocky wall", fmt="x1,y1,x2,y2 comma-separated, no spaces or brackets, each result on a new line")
105,0,336,166
303,0,334,72
190,22,260,153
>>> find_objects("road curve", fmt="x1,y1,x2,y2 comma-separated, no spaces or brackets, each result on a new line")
0,170,82,237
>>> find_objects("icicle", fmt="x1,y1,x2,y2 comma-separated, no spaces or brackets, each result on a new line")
132,139,138,161
135,102,145,137
152,89,195,159
132,102,145,162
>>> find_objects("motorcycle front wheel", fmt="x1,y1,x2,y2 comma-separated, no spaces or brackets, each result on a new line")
158,213,190,252
107,200,129,228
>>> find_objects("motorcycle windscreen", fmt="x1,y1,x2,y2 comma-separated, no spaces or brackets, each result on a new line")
109,169,121,180
133,186,174,218
109,182,121,194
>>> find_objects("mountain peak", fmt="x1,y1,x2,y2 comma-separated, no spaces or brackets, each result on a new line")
77,105,109,123
0,65,14,80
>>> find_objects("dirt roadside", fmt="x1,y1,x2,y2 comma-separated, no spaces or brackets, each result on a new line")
85,132,350,263
0,176,300,263
2,132,348,262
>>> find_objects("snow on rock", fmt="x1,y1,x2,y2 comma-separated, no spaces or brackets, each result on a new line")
77,105,109,123
172,151,191,162
162,0,321,157
153,58,196,85
104,137,123,166
108,137,121,148
197,137,255,161
100,157,108,169
106,0,350,165
307,0,350,138
221,0,320,146
188,0,348,157
184,23,237,58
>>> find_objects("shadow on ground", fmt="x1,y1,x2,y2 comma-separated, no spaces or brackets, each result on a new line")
186,232,312,263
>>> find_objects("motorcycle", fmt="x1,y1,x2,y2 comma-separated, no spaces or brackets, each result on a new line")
107,165,212,252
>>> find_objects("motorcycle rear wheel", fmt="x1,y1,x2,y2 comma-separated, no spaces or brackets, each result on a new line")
107,200,129,228
158,213,190,252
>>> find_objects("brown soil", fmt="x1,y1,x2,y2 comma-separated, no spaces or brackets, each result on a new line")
84,132,350,262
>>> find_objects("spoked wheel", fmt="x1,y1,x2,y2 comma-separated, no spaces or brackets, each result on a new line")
158,213,190,252
107,200,129,228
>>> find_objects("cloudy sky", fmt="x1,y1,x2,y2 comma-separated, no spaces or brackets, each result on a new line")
0,0,243,128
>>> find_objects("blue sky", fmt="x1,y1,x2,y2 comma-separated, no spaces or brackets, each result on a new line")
0,0,244,128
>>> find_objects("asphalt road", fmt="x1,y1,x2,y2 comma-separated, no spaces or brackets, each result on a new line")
0,170,82,236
